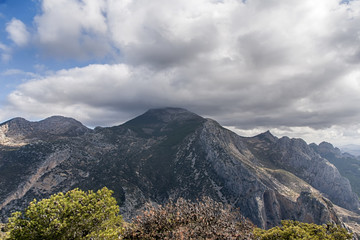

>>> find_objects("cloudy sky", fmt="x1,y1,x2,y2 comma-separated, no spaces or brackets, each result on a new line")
0,0,360,146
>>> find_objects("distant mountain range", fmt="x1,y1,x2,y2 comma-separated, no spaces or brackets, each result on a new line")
340,144,360,157
0,108,360,236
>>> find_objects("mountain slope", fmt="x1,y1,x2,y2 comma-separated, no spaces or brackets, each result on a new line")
0,108,359,233
310,142,360,198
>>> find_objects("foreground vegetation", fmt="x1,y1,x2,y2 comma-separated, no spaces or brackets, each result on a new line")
4,187,123,240
254,220,353,240
124,197,255,239
1,187,353,239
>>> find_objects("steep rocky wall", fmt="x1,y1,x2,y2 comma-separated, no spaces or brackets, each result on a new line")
197,120,341,229
273,137,359,212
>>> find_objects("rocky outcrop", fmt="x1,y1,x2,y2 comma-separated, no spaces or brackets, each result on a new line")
0,118,32,146
0,108,359,234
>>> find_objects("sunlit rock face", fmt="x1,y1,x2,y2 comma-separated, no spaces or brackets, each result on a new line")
0,108,359,233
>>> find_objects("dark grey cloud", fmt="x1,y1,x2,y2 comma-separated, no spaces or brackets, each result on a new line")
2,0,360,145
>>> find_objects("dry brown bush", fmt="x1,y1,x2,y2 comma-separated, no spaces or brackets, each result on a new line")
123,197,255,239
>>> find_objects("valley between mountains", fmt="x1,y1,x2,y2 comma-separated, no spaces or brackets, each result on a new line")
1,108,360,236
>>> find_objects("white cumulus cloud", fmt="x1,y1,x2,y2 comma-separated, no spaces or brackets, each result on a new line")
34,0,110,59
6,18,30,46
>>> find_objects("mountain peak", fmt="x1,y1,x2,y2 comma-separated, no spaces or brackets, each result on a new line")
2,117,31,128
145,107,203,122
41,115,78,122
3,117,29,125
1,117,33,137
39,115,87,129
256,130,278,143
316,141,341,156
121,107,205,138
319,141,334,149
125,107,204,127
37,115,91,136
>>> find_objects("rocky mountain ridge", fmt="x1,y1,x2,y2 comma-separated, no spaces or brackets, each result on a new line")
0,108,359,235
0,116,91,147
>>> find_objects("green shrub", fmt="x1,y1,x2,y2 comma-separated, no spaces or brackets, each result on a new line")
254,220,352,240
6,187,123,240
